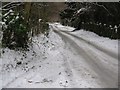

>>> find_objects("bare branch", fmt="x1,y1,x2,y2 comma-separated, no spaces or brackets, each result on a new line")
2,2,23,9
2,3,24,11
32,40,41,50
2,5,20,11
91,2,113,16
2,10,14,19
118,24,120,28
2,2,14,9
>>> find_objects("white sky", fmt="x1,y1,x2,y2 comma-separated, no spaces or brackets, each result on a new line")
1,0,120,2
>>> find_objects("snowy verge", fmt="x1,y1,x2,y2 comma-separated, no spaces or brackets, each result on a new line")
0,23,118,88
1,27,100,88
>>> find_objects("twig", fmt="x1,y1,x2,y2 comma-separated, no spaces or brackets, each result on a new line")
91,2,113,16
2,3,24,11
2,2,14,9
2,2,23,9
32,40,41,50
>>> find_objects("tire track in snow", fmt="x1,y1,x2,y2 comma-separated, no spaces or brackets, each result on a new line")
53,25,118,60
60,30,118,60
52,27,118,88
59,30,118,69
53,25,118,70
59,52,82,88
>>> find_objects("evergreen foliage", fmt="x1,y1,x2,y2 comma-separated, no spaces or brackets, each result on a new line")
2,2,49,50
2,3,29,49
60,2,120,39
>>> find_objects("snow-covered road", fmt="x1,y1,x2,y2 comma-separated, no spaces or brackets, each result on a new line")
1,23,118,89
51,24,118,88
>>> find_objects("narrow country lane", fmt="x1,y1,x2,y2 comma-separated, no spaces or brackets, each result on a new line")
1,24,118,89
51,24,118,88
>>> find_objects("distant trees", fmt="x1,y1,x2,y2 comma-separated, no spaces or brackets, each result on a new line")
29,2,49,36
60,2,120,39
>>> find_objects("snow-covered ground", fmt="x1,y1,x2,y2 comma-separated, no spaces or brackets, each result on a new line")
0,23,118,89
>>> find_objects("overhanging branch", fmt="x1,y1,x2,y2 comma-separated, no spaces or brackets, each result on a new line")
91,2,113,16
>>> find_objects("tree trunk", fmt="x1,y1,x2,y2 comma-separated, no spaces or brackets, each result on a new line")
24,2,31,23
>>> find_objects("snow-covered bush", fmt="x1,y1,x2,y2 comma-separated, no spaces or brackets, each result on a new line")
2,2,50,50
2,3,29,50
2,12,29,49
